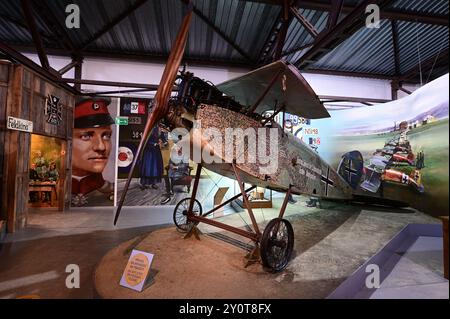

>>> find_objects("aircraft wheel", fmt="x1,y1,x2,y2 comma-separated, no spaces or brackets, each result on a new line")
260,218,294,272
173,198,203,232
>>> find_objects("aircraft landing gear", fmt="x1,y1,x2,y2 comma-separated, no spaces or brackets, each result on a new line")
173,198,203,232
177,164,295,273
260,218,294,272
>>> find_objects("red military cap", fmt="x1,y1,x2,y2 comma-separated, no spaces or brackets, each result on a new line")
74,97,114,128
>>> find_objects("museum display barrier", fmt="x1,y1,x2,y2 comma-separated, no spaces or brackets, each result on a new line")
441,216,448,279
328,224,447,299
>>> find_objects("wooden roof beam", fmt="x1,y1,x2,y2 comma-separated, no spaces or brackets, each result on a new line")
326,0,344,30
391,20,401,76
57,78,164,90
290,6,319,38
274,0,290,60
20,0,50,70
247,0,449,26
0,42,79,94
32,1,79,57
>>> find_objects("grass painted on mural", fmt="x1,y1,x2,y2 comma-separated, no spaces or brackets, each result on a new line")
328,118,449,216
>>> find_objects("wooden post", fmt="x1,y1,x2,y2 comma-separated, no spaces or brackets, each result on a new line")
391,80,399,100
5,66,23,232
232,163,261,237
0,62,11,226
21,0,50,70
187,164,202,215
274,0,290,60
74,59,82,92
278,187,292,219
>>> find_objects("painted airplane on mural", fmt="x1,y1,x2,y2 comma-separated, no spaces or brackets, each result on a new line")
342,127,425,196
112,4,405,272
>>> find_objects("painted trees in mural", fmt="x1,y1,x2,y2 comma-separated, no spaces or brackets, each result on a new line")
71,98,116,207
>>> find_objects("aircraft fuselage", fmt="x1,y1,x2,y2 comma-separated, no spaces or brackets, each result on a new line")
183,104,353,200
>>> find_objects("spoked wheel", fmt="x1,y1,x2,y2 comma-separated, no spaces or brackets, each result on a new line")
173,198,203,232
260,218,294,272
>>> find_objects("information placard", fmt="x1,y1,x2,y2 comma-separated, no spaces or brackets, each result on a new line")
119,249,154,292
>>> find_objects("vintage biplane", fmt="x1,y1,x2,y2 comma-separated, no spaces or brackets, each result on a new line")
113,4,388,272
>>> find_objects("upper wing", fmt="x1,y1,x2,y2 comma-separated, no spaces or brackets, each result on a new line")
217,60,330,119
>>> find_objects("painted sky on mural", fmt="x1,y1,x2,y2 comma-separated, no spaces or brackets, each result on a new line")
314,73,449,137
309,73,449,163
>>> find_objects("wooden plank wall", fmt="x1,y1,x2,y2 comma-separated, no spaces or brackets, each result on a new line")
1,62,74,232
0,61,11,225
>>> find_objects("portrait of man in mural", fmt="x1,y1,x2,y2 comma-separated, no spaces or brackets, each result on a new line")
71,97,115,207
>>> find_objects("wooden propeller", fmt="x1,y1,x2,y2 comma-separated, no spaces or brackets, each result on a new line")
114,6,193,225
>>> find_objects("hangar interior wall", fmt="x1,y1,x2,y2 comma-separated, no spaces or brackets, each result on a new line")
21,53,446,218
22,53,418,100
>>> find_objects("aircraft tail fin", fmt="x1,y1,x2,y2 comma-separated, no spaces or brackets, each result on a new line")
337,151,364,190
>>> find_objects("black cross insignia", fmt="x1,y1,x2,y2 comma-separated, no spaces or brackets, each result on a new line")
321,167,334,196
344,158,358,182
402,174,409,184
45,94,62,125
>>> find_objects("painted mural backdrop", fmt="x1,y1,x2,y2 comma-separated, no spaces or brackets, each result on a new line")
116,97,179,206
73,73,448,217
71,97,117,207
313,74,449,217
116,97,234,209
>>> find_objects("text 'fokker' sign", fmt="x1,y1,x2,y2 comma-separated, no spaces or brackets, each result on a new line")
7,116,33,133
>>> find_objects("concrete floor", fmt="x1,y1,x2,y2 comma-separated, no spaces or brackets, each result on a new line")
0,195,441,299
0,207,174,299
367,236,448,299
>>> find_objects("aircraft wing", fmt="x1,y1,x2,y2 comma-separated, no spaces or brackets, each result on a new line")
217,60,330,119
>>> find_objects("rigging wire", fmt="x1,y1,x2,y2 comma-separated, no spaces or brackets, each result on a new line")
415,20,423,86
425,36,446,85
198,168,225,204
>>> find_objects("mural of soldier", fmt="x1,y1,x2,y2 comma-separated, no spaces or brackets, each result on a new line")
71,98,115,207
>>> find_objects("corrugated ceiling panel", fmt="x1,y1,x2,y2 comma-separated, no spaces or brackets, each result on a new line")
390,0,449,14
42,0,113,46
283,9,329,58
90,0,143,51
310,20,396,75
192,0,279,60
0,0,447,79
397,21,449,74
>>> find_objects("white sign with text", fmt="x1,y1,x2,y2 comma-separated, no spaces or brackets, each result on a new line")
7,116,33,133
